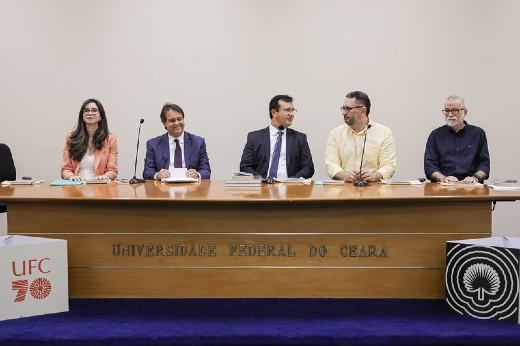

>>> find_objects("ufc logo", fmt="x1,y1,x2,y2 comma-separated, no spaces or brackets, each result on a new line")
11,258,52,302
12,258,50,276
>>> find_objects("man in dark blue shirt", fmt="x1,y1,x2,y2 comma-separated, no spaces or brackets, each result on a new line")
424,95,490,183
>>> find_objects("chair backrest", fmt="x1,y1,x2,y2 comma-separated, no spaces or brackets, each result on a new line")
0,143,16,181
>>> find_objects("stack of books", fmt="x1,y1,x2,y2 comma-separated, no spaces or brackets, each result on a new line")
492,179,520,187
225,171,262,187
275,177,308,183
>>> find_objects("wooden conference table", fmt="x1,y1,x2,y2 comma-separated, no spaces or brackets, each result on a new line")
2,180,519,299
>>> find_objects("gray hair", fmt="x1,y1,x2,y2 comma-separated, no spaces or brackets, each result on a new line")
446,95,467,108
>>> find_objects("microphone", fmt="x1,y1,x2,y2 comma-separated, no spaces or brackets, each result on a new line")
353,124,371,187
263,125,285,184
130,119,146,184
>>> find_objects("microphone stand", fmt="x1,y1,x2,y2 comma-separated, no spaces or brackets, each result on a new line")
130,119,146,184
353,124,371,187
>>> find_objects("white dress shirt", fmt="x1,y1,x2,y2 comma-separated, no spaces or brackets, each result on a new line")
267,124,288,179
168,132,185,170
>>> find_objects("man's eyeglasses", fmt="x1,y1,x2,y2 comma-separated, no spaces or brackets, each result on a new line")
340,106,363,113
281,108,297,114
442,108,465,115
83,109,99,114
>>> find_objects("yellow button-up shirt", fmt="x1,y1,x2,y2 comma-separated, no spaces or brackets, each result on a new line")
325,120,396,180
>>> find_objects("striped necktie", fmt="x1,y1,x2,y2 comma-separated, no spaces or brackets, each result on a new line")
268,131,283,178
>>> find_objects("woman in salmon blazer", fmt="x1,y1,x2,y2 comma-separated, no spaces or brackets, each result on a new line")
61,99,118,181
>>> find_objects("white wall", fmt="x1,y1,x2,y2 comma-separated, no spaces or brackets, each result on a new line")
0,213,6,236
1,0,519,235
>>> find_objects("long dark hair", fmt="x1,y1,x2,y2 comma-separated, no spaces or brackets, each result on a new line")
67,99,109,161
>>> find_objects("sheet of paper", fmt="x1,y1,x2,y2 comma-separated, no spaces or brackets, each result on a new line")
489,184,520,190
170,168,188,178
85,179,111,184
440,182,483,187
161,177,198,183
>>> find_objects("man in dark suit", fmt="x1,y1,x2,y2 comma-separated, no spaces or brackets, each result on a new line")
143,103,211,180
239,95,314,179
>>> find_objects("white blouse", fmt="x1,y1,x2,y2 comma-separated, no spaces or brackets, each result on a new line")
78,154,95,179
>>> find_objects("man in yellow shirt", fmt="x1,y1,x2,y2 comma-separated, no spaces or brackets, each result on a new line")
325,91,396,183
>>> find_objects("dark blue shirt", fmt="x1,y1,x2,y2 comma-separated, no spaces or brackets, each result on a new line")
424,122,490,181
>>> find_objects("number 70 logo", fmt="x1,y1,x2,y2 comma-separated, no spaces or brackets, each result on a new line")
12,278,52,302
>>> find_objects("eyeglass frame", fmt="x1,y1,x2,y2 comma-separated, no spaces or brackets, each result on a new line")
82,109,99,114
442,108,465,115
340,106,363,113
281,108,297,114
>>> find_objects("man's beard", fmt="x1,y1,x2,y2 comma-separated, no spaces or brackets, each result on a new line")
446,117,464,128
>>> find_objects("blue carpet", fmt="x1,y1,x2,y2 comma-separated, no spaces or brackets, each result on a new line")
1,299,520,345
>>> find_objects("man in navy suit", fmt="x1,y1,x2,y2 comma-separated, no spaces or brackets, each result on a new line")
239,95,314,179
143,103,211,180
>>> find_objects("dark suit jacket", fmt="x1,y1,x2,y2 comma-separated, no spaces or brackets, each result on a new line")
143,132,211,180
239,127,314,179
0,143,16,182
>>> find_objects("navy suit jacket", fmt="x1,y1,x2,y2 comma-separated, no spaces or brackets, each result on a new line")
143,132,211,180
239,127,314,179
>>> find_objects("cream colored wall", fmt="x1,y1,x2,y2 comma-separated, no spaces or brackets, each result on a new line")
1,0,519,235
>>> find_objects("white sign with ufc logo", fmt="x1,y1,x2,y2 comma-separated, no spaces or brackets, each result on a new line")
0,235,68,321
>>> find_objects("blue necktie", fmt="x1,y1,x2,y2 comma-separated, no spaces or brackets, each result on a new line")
268,131,283,178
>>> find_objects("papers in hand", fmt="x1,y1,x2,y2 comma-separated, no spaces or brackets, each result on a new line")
162,177,199,183
440,182,483,187
161,168,199,183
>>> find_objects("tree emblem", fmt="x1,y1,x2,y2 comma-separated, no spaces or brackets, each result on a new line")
463,263,500,301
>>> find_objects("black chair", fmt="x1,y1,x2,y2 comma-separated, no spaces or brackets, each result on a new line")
0,143,16,213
